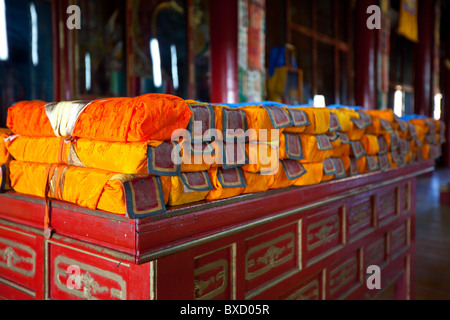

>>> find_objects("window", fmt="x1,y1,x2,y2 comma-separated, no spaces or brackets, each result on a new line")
67,0,209,101
73,0,127,99
286,0,354,105
388,0,416,116
0,0,53,127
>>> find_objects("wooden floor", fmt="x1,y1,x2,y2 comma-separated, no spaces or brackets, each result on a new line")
415,167,450,300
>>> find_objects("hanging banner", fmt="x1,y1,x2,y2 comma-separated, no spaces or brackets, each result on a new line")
238,0,266,102
398,0,418,42
378,0,390,110
433,0,441,96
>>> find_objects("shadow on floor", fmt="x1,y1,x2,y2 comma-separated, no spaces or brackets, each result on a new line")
415,168,450,300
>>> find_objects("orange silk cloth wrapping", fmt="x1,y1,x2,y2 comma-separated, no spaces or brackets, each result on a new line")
243,132,334,174
242,142,279,174
408,119,430,135
289,107,330,135
8,161,170,215
238,105,287,142
242,170,275,194
168,171,213,206
278,133,334,163
206,167,246,201
329,109,352,133
297,134,334,163
0,128,11,164
333,108,367,140
6,136,158,175
364,110,395,135
270,160,324,189
7,94,192,142
361,134,380,155
5,136,216,176
331,134,352,157
337,107,367,141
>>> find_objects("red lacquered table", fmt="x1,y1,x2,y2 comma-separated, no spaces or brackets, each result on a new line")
0,161,434,300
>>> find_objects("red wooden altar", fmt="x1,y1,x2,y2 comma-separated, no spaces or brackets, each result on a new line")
0,160,434,300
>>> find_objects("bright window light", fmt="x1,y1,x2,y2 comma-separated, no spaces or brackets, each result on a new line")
313,95,326,108
434,93,442,120
150,38,162,88
30,2,38,66
170,44,179,90
393,89,403,117
0,0,9,61
85,52,91,91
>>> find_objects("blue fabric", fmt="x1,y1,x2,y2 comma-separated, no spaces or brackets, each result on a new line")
268,46,298,77
284,104,314,108
327,104,364,110
401,114,428,121
213,101,287,108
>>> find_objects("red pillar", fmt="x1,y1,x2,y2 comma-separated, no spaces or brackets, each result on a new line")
415,0,435,116
442,64,450,167
354,0,379,110
441,10,450,167
209,0,239,103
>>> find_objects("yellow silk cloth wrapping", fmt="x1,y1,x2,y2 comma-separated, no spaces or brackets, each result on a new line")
206,168,245,201
7,94,193,142
244,133,333,173
404,152,413,164
386,153,397,169
242,170,275,194
321,158,335,182
0,128,11,164
321,174,334,182
347,127,366,141
355,157,369,174
8,161,170,215
328,133,342,157
5,136,159,174
361,134,380,155
298,134,333,163
168,175,211,207
282,107,309,134
211,104,227,135
405,123,427,142
381,131,401,151
270,162,297,189
297,107,330,135
242,142,279,174
420,145,431,160
179,141,213,172
341,155,351,175
364,110,395,135
294,162,324,186
408,119,430,135
5,136,215,175
334,108,366,140
353,155,385,174
238,105,284,142
270,161,323,189
331,139,351,157
329,109,352,132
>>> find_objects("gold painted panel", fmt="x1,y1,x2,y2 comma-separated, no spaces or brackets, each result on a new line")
194,259,228,300
329,256,358,297
307,215,340,251
54,255,127,300
282,278,320,300
0,236,36,278
246,232,296,281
